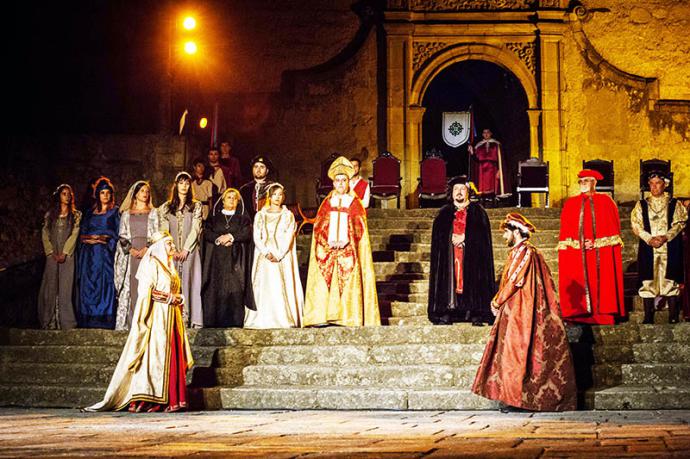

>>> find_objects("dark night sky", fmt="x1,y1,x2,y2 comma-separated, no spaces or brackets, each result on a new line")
7,1,165,134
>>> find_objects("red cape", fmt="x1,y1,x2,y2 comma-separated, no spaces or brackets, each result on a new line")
558,193,625,325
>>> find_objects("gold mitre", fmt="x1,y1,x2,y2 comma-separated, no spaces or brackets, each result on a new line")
151,231,172,245
328,156,355,180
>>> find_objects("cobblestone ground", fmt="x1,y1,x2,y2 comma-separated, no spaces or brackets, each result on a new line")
1,409,689,458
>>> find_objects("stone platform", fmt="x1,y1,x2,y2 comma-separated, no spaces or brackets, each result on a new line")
1,206,688,411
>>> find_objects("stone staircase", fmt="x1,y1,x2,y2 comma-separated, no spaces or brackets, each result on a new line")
1,206,688,410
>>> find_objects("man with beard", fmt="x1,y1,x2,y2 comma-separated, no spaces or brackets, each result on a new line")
472,213,576,412
632,171,687,324
239,155,275,221
558,169,625,325
427,175,495,325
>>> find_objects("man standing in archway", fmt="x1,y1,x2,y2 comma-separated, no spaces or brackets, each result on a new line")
468,128,511,203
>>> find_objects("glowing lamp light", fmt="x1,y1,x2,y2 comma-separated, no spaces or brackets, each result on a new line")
184,41,198,55
183,16,196,30
199,117,208,129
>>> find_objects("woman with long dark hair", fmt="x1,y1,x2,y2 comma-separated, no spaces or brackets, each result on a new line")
38,184,81,329
114,180,159,330
158,172,204,328
77,177,120,328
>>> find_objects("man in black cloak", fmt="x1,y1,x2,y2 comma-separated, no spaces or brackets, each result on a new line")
239,155,275,222
202,188,256,327
428,175,496,325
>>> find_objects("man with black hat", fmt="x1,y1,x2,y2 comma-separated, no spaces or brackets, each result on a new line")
558,169,625,325
427,175,495,325
632,171,687,324
473,213,576,412
239,155,275,221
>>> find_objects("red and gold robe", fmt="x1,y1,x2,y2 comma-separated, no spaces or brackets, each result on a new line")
558,193,625,325
472,241,577,412
303,191,380,327
470,139,510,197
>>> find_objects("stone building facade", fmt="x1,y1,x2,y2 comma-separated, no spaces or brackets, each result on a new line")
3,0,690,269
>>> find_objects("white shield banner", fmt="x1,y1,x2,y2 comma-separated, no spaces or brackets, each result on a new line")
442,112,471,148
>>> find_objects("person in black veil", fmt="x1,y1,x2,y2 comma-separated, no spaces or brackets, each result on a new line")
427,175,496,325
202,188,255,327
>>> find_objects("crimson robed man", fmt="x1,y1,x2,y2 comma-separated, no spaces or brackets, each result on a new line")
557,169,625,325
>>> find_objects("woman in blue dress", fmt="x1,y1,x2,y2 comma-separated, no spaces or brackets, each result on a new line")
77,177,120,328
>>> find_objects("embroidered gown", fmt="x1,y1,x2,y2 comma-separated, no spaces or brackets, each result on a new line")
114,210,159,330
84,249,193,412
303,191,380,327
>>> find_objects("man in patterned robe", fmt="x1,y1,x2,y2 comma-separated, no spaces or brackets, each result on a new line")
632,171,687,323
473,213,576,412
303,156,380,327
558,169,625,325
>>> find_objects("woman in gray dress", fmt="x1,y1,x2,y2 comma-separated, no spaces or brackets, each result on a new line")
158,172,204,328
38,184,81,329
114,181,159,330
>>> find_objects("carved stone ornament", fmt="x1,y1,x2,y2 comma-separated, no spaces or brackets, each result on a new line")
506,42,536,74
406,0,533,10
412,42,449,71
538,0,562,7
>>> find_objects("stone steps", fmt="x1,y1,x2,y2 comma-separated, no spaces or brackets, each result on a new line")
208,385,497,410
622,364,690,385
0,384,106,408
590,384,690,410
240,364,478,388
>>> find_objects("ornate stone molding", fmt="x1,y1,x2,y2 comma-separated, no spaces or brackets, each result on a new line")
538,0,562,8
412,42,449,71
406,0,532,11
506,42,536,74
570,17,656,112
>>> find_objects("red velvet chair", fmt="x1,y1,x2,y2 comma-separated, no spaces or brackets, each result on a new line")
315,152,340,204
418,149,447,205
369,151,402,208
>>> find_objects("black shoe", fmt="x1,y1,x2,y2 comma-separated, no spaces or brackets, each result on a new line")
668,297,680,324
642,298,655,324
472,320,484,326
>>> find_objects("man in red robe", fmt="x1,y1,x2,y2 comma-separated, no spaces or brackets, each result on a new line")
468,128,511,200
349,157,370,208
558,169,625,325
472,213,576,412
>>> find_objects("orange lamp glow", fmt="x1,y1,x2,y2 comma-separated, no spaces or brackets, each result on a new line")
183,16,196,30
199,117,208,129
184,41,198,55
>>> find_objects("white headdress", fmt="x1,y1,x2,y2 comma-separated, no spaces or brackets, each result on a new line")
119,180,154,214
136,231,175,281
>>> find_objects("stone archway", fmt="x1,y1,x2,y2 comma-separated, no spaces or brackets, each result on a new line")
419,59,531,201
383,3,567,207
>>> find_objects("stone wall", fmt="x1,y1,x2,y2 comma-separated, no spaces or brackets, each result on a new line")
560,0,690,202
0,135,186,269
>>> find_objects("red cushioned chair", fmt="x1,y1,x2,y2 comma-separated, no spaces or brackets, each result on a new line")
315,152,340,204
369,151,402,208
418,149,447,206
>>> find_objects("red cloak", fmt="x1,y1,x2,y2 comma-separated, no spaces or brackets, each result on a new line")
472,241,577,411
558,193,625,325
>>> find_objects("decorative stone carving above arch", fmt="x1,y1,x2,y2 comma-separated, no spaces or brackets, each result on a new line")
506,41,536,75
387,0,567,11
412,42,449,72
409,42,538,110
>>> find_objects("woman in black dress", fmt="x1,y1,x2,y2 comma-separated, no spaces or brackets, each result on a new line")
202,188,255,327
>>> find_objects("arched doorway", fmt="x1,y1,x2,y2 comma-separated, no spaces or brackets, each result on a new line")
421,60,530,205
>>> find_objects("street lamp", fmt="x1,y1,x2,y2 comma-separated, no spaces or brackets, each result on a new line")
182,16,196,30
184,40,198,55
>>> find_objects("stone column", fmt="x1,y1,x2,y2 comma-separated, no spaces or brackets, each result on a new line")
538,22,566,205
526,109,542,158
405,105,426,208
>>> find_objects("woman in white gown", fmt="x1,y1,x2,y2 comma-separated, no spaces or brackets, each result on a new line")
245,183,304,328
84,231,194,413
